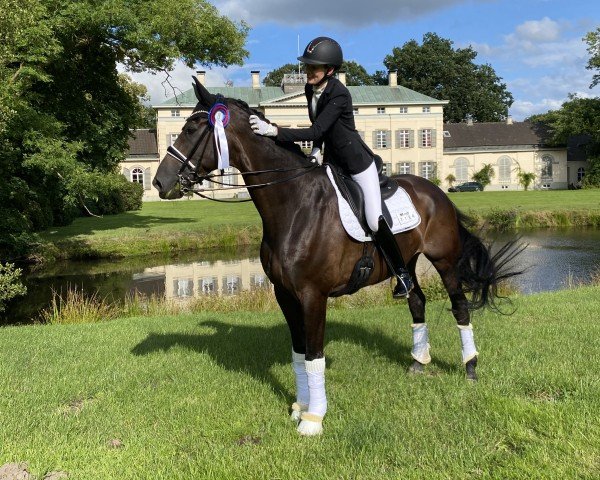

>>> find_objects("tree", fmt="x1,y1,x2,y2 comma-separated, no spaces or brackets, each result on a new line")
263,63,304,86
342,61,375,86
517,171,536,191
445,173,456,187
585,27,600,88
382,33,513,123
0,0,249,262
472,164,494,189
529,95,600,188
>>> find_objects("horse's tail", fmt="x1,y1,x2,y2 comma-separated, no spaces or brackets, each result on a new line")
456,211,525,311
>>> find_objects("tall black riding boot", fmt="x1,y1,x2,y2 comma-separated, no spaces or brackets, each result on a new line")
373,215,414,299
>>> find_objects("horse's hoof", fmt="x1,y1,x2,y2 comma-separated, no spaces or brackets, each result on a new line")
297,412,323,436
408,360,425,375
297,419,323,436
465,356,478,382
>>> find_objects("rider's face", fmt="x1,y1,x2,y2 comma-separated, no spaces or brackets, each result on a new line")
306,64,332,85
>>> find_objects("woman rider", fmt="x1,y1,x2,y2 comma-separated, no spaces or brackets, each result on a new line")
249,36,413,299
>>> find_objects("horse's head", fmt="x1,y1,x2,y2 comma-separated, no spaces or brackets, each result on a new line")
152,77,248,199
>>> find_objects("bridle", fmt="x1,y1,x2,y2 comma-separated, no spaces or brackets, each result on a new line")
166,98,319,203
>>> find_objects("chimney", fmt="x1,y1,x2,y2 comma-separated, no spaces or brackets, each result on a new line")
388,70,398,87
506,115,513,125
196,70,206,85
251,70,260,89
338,71,347,85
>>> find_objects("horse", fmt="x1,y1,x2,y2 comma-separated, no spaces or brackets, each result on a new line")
152,77,523,436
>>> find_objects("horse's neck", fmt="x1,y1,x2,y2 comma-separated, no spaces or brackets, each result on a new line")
235,139,320,230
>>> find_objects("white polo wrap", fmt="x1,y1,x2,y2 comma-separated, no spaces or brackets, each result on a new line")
458,324,478,363
411,323,432,364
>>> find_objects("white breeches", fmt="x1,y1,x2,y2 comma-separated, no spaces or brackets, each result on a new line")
351,162,382,233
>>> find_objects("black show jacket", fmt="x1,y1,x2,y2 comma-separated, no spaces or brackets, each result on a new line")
275,77,374,175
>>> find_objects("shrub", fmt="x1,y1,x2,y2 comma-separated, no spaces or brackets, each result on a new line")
0,263,27,312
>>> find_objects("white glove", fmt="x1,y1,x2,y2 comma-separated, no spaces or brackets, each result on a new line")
308,147,322,164
249,115,278,137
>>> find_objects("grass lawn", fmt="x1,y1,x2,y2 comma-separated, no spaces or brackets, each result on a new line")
1,287,599,479
37,189,600,261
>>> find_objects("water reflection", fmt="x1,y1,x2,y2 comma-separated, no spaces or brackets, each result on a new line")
143,257,271,299
3,228,600,326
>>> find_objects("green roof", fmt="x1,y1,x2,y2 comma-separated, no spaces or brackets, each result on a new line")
155,85,445,108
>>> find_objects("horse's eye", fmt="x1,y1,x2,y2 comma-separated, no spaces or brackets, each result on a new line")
186,126,198,134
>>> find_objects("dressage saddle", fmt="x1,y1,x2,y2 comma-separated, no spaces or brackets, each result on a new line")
327,155,398,234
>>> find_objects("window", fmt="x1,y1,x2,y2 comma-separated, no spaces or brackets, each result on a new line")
396,129,411,148
199,277,218,295
377,107,386,114
577,167,585,182
353,107,359,115
397,162,412,175
382,163,392,176
299,140,312,150
498,156,512,184
420,162,436,180
420,129,433,148
168,133,178,146
373,130,390,149
222,275,242,295
251,274,270,290
223,167,238,186
541,155,553,179
171,109,181,117
422,106,431,113
173,278,193,298
399,106,408,114
131,167,144,185
454,158,469,183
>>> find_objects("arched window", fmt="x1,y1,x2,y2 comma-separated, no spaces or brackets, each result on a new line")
498,156,512,184
454,157,468,183
577,167,585,182
541,155,553,179
131,167,144,187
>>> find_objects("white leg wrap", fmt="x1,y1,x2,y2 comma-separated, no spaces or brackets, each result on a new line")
291,350,309,421
458,324,478,364
411,323,431,364
297,357,326,436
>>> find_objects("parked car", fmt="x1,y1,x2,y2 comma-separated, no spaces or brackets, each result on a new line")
448,181,484,192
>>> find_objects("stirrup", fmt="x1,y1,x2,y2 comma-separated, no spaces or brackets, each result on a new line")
393,272,413,299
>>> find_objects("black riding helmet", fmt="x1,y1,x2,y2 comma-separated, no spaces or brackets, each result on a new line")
298,37,343,70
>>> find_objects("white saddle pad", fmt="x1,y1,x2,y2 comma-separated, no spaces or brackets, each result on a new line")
326,165,421,242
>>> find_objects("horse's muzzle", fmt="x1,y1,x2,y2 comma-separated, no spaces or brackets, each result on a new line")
153,176,184,200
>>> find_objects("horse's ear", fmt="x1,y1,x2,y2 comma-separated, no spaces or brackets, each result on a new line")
192,76,217,106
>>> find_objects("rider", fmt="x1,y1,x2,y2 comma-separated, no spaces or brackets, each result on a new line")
249,36,413,298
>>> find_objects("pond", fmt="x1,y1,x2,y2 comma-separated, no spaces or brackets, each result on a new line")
3,228,599,326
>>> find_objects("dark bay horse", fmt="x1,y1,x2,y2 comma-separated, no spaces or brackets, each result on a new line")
153,77,522,436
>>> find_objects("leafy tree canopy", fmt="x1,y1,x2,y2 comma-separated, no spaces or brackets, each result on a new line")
0,0,249,261
382,32,513,123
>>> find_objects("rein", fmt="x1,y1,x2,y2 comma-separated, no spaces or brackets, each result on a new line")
166,101,319,203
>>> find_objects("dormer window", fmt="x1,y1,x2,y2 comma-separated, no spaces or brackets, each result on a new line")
377,107,386,114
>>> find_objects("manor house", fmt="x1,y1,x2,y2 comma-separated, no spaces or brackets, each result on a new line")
124,71,587,200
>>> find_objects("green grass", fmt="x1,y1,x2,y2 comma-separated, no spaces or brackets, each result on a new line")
1,287,599,479
36,189,600,262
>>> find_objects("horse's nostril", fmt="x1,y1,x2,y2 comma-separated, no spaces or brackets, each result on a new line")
153,178,162,190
